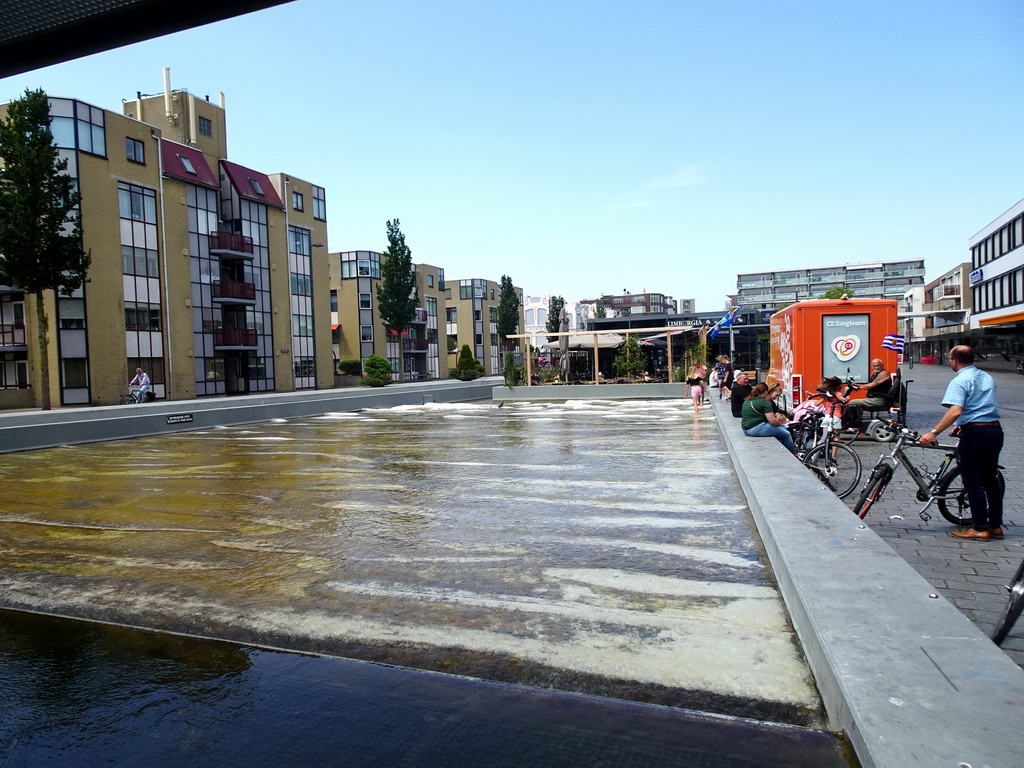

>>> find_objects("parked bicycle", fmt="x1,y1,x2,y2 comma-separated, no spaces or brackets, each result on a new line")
789,389,862,498
852,425,1005,525
992,556,1024,645
120,385,143,405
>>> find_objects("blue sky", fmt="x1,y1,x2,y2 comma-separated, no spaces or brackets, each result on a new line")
3,0,1023,312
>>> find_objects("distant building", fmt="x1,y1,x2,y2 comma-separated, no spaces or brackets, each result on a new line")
920,263,970,355
735,260,925,310
523,296,590,342
445,278,525,375
584,291,683,317
968,199,1024,352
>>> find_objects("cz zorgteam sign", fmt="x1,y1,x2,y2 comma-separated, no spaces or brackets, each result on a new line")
822,314,869,378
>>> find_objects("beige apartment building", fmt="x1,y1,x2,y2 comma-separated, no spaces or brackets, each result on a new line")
0,83,332,409
445,278,525,375
329,251,449,380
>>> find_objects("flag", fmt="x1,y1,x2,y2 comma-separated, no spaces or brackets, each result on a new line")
881,334,905,352
709,305,743,339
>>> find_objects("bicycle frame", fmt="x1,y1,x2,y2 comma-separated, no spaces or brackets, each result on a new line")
862,429,960,522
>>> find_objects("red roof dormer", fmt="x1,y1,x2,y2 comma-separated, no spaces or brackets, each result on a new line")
160,140,219,188
221,160,284,208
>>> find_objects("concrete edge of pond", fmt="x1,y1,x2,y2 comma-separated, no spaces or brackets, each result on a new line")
712,399,1024,768
0,378,497,453
492,383,689,400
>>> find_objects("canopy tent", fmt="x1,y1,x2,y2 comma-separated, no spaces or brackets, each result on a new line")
541,334,626,350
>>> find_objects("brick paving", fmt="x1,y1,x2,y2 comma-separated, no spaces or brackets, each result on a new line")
837,359,1024,667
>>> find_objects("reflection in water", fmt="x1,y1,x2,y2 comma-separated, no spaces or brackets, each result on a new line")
1,400,819,725
0,611,854,768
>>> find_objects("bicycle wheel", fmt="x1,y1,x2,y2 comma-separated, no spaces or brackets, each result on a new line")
992,558,1024,645
803,442,862,499
935,467,1007,527
119,393,136,405
853,463,893,518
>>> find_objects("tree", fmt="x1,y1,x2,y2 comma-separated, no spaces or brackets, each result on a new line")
360,354,393,387
546,295,565,341
450,344,484,380
614,335,647,379
819,287,854,300
376,219,417,382
0,89,91,410
594,303,606,319
496,275,519,351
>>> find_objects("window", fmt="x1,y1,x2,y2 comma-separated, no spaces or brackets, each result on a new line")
330,290,338,312
427,274,434,288
446,308,457,322
121,246,158,277
426,297,437,316
61,358,88,388
358,260,372,276
58,298,85,329
293,357,315,378
198,116,212,137
292,191,304,211
178,155,196,174
360,325,373,342
118,183,157,223
125,302,162,331
126,138,144,164
249,178,265,196
313,186,327,220
359,293,372,309
290,273,312,295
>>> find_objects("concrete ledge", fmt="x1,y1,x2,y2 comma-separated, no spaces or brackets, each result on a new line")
492,382,688,400
0,378,496,454
713,400,1024,767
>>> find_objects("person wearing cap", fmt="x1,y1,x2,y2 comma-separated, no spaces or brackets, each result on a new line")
919,345,1003,539
129,367,151,403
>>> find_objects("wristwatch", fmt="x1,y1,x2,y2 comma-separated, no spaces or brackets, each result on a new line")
930,429,939,435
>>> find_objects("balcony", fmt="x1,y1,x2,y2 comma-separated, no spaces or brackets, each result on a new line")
411,307,428,323
210,231,255,259
214,327,258,347
940,285,961,297
212,278,257,302
403,337,429,351
0,322,26,347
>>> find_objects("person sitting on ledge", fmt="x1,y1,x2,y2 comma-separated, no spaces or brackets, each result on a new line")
729,371,753,418
741,382,797,455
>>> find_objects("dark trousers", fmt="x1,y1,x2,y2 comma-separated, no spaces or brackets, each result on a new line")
957,424,1004,530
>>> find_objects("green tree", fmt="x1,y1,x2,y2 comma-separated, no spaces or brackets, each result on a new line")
614,335,647,378
376,219,417,382
503,351,524,387
594,303,606,319
0,89,91,410
360,354,393,387
546,295,565,341
496,275,519,351
818,287,854,300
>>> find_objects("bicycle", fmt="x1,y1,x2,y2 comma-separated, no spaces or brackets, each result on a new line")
992,556,1024,645
852,425,1005,525
120,385,143,405
790,390,862,498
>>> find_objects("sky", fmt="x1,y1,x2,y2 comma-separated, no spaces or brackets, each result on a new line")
3,0,1024,313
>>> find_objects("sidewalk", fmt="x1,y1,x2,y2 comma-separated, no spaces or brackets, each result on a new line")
842,360,1024,668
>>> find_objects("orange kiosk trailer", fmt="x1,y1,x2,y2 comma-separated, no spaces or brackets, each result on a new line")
768,298,900,412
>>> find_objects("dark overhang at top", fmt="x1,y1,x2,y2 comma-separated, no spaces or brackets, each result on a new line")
0,0,296,79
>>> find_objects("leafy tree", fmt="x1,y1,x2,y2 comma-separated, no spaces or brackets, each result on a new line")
450,344,484,380
614,335,647,378
594,302,606,319
546,295,565,341
376,219,417,382
496,275,519,351
0,89,91,410
503,351,524,387
819,287,854,300
360,354,393,387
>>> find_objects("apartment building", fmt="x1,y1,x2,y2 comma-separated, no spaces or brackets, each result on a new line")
445,278,525,375
522,296,591,342
735,260,925,309
329,251,448,380
584,291,682,317
968,198,1024,346
0,84,333,409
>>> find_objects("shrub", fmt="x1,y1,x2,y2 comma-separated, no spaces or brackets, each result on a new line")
503,352,525,387
337,358,362,376
450,344,485,380
360,354,393,387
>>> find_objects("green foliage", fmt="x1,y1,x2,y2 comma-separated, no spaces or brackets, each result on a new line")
450,344,485,380
818,287,855,300
546,295,565,341
613,335,647,378
446,336,458,353
503,352,525,387
376,219,417,380
0,89,92,410
360,354,393,386
594,303,606,318
337,358,362,375
496,276,520,348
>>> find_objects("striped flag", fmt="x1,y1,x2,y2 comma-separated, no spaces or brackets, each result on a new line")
881,334,905,352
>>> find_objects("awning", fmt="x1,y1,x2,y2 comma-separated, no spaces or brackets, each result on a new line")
331,324,340,330
979,310,1024,328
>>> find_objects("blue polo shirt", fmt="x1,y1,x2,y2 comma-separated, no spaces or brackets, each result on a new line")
940,365,1000,425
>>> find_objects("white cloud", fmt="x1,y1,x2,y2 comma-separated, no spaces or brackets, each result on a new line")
643,164,707,189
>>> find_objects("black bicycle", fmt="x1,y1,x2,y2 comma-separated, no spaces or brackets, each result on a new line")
992,557,1024,645
852,425,1005,525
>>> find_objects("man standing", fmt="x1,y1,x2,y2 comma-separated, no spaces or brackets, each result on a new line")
729,371,753,417
920,346,1003,540
848,358,892,409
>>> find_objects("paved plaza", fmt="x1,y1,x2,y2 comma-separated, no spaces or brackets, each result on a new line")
835,361,1023,667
